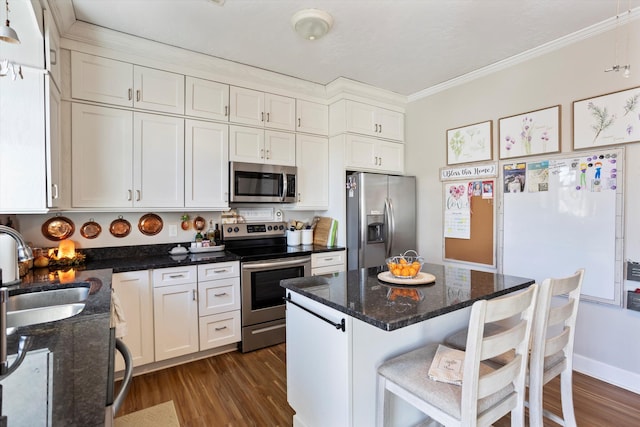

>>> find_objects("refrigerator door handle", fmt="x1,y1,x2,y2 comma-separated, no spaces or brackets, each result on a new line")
384,198,395,257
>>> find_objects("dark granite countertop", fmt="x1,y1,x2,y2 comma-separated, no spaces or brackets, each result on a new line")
1,268,113,427
281,263,535,331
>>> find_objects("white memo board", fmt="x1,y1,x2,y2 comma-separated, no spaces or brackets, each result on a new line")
501,148,624,306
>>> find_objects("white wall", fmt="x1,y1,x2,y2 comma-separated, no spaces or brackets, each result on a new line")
405,22,640,392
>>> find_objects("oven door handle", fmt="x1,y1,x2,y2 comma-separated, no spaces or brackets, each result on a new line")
242,257,311,270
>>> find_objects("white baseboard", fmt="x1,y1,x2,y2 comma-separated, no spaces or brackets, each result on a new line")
573,354,640,395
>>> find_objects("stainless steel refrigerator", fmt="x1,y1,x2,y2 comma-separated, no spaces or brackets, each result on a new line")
346,172,416,270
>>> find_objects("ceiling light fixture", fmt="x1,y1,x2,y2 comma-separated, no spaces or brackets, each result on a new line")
291,9,333,41
604,0,631,77
0,0,20,44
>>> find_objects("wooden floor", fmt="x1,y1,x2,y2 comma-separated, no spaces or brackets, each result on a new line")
117,343,640,426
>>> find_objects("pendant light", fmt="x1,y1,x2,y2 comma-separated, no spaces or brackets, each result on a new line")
291,9,333,41
0,0,20,44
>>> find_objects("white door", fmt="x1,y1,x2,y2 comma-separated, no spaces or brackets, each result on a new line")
344,134,378,171
185,77,229,121
46,78,62,208
112,270,154,370
229,86,264,127
154,283,199,361
346,101,377,137
265,130,296,166
70,51,133,107
133,66,184,114
71,103,133,208
229,125,265,163
376,140,405,174
296,134,329,209
133,113,185,207
376,108,405,141
296,100,328,135
185,120,229,208
265,93,296,131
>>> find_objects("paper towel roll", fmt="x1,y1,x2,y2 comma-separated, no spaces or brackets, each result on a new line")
0,234,18,283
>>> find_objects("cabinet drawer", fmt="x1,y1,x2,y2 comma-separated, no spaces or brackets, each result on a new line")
153,265,197,287
199,311,241,350
198,277,240,316
198,261,239,281
312,251,345,269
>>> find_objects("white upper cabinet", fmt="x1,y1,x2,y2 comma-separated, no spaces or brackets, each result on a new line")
44,8,61,90
330,99,404,141
71,103,184,208
296,100,328,136
230,86,296,131
71,51,185,114
185,77,230,121
185,120,229,208
296,134,329,209
344,134,404,174
71,103,133,208
229,125,296,166
71,52,133,107
134,112,185,207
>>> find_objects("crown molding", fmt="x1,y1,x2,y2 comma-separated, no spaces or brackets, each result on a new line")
326,77,407,109
408,8,640,102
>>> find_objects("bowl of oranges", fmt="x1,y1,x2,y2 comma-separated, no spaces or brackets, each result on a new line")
386,250,425,279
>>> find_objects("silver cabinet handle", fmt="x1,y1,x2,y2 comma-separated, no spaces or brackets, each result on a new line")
169,274,185,278
298,118,301,127
136,190,141,201
323,257,334,262
127,189,132,201
215,326,228,331
375,124,379,132
52,184,59,199
266,112,270,122
224,105,228,116
128,88,133,101
379,157,382,166
49,49,57,65
214,292,228,297
224,191,228,202
212,268,229,273
266,149,270,159
192,289,197,301
261,112,264,122
260,148,264,159
379,124,383,133
298,192,301,202
136,90,141,102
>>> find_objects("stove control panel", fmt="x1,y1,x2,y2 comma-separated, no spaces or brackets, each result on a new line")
222,222,287,239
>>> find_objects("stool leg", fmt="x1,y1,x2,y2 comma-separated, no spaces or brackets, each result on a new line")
560,370,577,427
376,375,388,427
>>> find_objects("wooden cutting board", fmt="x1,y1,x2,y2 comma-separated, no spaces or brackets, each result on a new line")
313,217,333,246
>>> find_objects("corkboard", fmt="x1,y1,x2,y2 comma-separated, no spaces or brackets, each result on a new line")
444,193,494,266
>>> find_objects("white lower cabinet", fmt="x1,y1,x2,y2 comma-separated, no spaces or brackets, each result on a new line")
153,266,199,361
197,262,241,350
112,270,154,371
311,250,346,276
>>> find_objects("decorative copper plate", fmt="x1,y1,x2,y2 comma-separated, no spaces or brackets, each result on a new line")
42,216,75,241
138,213,163,236
193,216,206,231
80,219,102,239
109,217,131,238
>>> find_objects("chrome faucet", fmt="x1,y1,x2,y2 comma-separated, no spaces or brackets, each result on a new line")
0,225,33,262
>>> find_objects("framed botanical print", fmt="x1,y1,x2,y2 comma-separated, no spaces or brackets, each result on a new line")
499,105,561,159
446,120,493,165
573,86,640,149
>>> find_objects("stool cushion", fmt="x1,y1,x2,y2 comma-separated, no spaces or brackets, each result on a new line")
378,343,514,421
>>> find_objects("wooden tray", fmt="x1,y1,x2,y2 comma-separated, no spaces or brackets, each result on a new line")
377,271,436,286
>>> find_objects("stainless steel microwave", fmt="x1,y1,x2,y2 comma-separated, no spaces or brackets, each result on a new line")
229,162,297,203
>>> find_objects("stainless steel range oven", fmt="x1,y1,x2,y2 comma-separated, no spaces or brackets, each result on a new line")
223,222,311,353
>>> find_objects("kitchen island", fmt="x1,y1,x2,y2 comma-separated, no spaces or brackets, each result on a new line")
281,263,535,427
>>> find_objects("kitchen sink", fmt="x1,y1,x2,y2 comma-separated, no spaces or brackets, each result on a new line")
7,286,89,311
5,284,90,333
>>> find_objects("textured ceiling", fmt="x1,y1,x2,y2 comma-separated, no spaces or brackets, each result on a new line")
66,0,638,96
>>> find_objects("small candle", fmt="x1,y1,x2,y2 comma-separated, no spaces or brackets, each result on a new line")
58,240,76,259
